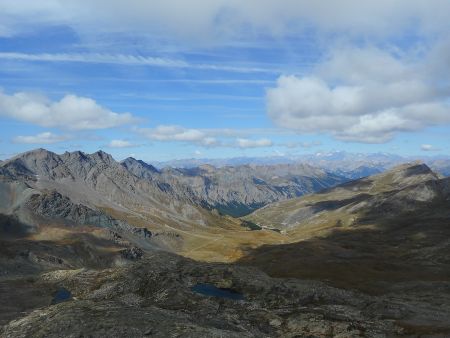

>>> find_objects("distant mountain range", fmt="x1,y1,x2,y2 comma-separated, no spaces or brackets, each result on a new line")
152,151,450,178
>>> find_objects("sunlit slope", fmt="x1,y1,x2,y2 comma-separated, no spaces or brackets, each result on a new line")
245,162,445,237
0,149,285,262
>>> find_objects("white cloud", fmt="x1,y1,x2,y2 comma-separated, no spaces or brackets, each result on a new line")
13,132,70,144
283,141,321,149
421,144,440,152
135,125,276,148
236,138,272,148
136,125,219,147
0,91,137,130
107,139,136,148
266,44,450,143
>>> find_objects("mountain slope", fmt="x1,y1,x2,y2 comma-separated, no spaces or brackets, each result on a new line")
241,163,450,296
122,157,346,216
0,149,288,263
244,162,445,231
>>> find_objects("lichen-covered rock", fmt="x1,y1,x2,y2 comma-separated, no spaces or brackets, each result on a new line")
0,251,425,338
120,247,144,260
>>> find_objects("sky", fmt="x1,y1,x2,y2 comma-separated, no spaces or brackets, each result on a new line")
0,1,449,162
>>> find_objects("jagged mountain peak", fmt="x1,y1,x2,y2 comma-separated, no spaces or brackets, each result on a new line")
9,148,58,161
122,157,158,170
4,148,118,165
1,148,63,178
0,148,124,181
90,150,115,164
121,156,137,163
63,150,87,158
0,147,346,217
121,157,159,177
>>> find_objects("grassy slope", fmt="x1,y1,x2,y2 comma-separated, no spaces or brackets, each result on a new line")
239,164,450,293
102,205,285,262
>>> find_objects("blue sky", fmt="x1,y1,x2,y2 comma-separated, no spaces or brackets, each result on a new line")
0,1,449,162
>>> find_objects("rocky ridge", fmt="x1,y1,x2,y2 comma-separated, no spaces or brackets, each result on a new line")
122,156,346,216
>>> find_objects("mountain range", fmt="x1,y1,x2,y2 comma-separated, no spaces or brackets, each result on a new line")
154,151,450,178
1,149,450,337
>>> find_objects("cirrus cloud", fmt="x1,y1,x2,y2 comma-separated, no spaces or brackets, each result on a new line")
0,52,273,74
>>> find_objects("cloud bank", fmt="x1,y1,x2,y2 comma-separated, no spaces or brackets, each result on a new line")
1,1,450,43
267,44,450,143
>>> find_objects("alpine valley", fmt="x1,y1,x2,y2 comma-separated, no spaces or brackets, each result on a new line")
0,148,449,337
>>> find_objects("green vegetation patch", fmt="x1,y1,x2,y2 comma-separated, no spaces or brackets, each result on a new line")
240,220,262,231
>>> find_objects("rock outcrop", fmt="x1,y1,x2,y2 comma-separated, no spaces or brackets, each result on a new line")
1,251,423,337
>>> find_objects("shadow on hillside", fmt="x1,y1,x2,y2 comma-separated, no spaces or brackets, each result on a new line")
305,193,372,213
237,205,450,295
0,214,32,239
0,224,134,275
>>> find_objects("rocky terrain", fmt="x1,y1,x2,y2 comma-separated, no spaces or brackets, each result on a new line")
123,156,345,216
1,149,450,337
0,148,344,261
2,251,445,338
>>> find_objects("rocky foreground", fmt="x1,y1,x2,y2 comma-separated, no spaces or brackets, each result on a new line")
4,250,445,338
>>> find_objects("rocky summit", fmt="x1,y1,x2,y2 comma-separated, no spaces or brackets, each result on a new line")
1,149,450,337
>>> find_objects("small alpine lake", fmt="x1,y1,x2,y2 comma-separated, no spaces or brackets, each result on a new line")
191,283,244,301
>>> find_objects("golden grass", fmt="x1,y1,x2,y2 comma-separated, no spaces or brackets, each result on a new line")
101,204,286,262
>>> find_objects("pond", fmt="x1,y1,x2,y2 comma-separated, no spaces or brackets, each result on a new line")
51,287,72,305
191,283,244,301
